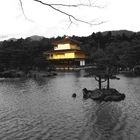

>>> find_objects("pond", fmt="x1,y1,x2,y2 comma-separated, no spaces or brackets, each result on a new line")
0,71,140,140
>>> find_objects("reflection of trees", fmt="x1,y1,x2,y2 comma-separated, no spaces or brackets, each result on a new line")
33,77,50,87
81,102,122,139
93,103,122,139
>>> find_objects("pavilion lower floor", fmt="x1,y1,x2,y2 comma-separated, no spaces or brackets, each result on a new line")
48,59,87,70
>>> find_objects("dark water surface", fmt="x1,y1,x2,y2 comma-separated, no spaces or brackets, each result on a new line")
0,71,140,140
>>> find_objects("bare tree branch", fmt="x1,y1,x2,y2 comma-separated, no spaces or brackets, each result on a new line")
19,0,106,26
67,17,73,29
19,0,27,19
19,0,34,22
36,3,104,8
33,0,105,8
33,0,105,26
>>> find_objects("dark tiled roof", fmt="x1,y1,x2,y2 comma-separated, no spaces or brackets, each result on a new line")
46,49,85,53
52,37,81,45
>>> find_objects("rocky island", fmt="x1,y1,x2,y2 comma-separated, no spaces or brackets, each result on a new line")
83,88,125,102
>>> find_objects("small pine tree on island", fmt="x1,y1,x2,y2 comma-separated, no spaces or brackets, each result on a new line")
83,49,125,102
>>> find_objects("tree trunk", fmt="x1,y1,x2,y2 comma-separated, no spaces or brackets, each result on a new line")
107,76,110,90
99,76,101,90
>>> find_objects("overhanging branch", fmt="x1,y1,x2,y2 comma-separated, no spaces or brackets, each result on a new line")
34,2,104,8
19,0,33,21
33,0,105,26
19,0,27,19
19,0,106,26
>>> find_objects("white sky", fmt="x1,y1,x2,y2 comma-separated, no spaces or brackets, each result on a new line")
0,0,140,40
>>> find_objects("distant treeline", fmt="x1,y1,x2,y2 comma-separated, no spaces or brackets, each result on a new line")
0,30,140,71
72,30,140,70
0,37,53,71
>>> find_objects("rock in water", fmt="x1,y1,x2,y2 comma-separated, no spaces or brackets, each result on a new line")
82,88,92,99
72,93,76,98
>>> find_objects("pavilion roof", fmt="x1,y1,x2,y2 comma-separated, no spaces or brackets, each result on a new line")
46,49,86,54
52,37,81,45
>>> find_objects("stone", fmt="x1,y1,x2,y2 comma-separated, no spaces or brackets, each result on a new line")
72,93,76,98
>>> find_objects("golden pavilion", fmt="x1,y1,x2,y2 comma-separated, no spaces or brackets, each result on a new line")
45,36,88,69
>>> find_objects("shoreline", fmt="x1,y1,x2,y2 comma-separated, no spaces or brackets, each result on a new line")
0,69,57,78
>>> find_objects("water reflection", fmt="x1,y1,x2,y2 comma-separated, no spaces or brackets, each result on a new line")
93,103,121,140
0,72,140,139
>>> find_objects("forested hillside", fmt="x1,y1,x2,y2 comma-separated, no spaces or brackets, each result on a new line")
0,30,140,71
73,30,140,69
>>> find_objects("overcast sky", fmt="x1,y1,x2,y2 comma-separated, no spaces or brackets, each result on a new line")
0,0,140,40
